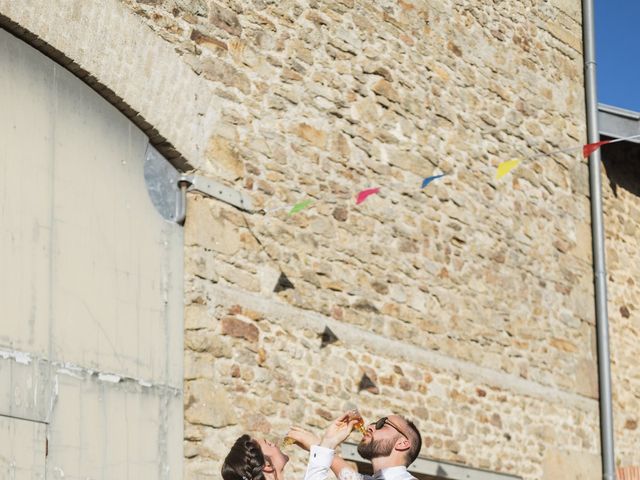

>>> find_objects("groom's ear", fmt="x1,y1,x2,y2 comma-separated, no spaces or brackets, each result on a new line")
395,437,410,452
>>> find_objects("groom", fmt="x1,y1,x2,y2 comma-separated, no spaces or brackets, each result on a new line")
288,411,422,480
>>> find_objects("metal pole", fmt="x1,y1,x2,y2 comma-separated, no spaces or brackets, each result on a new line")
582,1,616,479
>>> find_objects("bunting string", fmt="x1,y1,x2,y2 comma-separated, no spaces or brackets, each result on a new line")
258,134,640,217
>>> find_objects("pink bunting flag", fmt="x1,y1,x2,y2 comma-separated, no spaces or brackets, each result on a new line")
583,140,611,158
356,187,380,205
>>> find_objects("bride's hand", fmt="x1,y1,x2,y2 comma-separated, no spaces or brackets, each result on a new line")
284,426,320,451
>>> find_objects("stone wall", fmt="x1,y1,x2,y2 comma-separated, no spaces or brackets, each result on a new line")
127,0,600,478
131,0,601,478
601,140,640,470
5,0,640,478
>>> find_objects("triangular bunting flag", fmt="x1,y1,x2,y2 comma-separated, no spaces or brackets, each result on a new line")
421,174,446,189
583,140,612,158
496,159,521,180
355,187,380,205
289,199,313,215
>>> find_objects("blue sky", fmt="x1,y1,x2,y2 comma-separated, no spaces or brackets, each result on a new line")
595,1,640,112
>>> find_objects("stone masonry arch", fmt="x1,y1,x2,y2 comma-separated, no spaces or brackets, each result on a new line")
0,0,219,172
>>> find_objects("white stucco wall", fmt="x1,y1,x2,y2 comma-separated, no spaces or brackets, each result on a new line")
0,28,183,479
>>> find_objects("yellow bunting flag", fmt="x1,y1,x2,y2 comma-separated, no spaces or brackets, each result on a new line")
495,159,521,180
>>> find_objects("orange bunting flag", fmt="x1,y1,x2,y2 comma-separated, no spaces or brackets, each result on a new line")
356,187,380,205
582,140,612,158
496,159,521,180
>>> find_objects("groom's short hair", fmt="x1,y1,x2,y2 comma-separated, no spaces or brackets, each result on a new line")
403,419,422,466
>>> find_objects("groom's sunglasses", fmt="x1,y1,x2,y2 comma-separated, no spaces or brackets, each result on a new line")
372,417,407,438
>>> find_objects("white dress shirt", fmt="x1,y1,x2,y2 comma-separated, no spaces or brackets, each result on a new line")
302,445,335,480
339,465,417,480
302,446,416,480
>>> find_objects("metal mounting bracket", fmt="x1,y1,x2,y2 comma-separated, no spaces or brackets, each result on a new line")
144,144,182,223
180,174,254,213
144,143,255,226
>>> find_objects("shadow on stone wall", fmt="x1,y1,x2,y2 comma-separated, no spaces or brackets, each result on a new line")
601,137,640,198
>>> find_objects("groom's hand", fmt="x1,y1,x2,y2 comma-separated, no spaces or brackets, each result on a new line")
320,411,360,449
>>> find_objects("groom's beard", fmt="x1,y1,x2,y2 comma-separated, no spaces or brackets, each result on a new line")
357,437,396,459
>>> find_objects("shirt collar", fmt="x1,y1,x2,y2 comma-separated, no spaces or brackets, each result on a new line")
374,466,413,480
